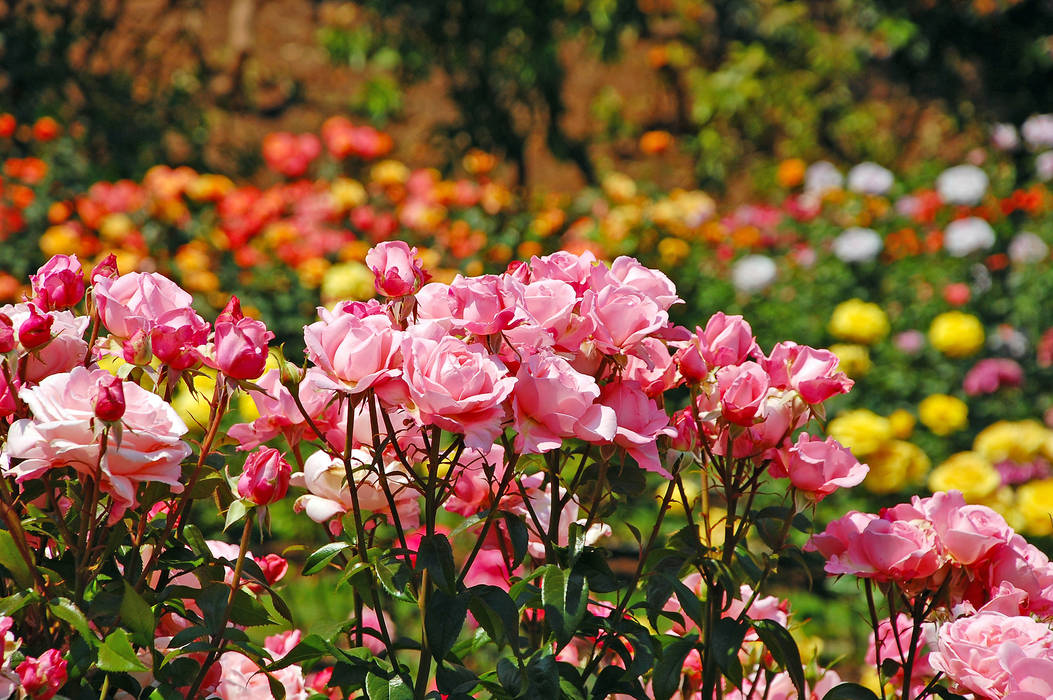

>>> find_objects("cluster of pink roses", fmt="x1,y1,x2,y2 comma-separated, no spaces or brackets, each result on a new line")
0,616,68,700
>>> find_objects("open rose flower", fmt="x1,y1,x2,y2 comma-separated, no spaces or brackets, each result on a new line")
4,367,191,516
597,379,676,477
0,303,89,383
304,308,404,397
769,433,868,501
93,271,203,340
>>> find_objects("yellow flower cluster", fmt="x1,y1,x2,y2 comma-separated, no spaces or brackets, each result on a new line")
827,408,930,494
917,394,969,436
928,311,985,357
828,299,889,345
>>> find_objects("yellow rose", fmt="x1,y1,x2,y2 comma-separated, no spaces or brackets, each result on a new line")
828,343,871,377
889,409,916,439
1016,479,1053,536
974,420,1052,464
918,394,969,436
928,311,985,357
863,440,930,494
928,452,1000,501
827,409,893,457
370,159,410,186
320,261,373,303
39,224,82,258
828,299,889,345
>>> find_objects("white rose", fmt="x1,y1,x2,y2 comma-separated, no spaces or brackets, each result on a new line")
944,217,996,257
1022,114,1053,149
832,227,883,263
936,165,988,206
847,162,894,195
804,161,843,195
1008,232,1049,264
731,255,777,294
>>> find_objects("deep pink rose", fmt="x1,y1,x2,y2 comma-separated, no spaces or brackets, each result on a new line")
212,297,274,380
597,380,676,476
31,254,85,310
769,433,867,501
512,350,617,454
0,313,14,353
19,304,53,349
237,446,292,506
0,303,89,383
5,367,191,515
716,361,770,425
90,253,119,283
765,341,853,403
16,649,67,700
986,535,1053,617
806,510,944,583
963,357,1024,396
365,241,430,297
151,308,209,370
402,332,515,449
93,271,198,339
698,312,758,367
93,374,126,423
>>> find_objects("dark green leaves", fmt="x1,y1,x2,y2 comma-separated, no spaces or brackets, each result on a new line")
425,588,468,662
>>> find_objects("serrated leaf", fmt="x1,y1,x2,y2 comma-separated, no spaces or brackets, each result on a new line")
49,597,96,645
303,542,352,575
98,629,149,672
120,580,155,646
365,672,413,700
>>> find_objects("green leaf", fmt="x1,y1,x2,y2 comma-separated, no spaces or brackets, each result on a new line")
752,618,805,699
303,541,352,575
229,589,277,627
501,512,529,568
120,581,156,646
49,597,96,646
670,578,704,629
821,683,881,700
652,633,699,700
467,585,520,651
98,629,149,672
224,500,249,531
712,616,748,687
416,534,457,592
0,591,38,617
365,672,413,700
523,654,559,698
0,529,33,589
426,588,468,663
183,524,211,559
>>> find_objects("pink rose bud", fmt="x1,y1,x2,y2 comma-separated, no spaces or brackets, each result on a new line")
90,253,119,283
94,375,126,423
0,313,15,353
365,241,431,297
122,329,152,366
237,446,291,505
213,296,274,380
30,254,85,310
716,361,770,425
16,649,68,700
18,305,53,349
699,312,758,367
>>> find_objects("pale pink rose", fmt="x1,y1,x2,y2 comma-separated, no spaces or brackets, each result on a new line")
906,491,1013,566
503,279,584,351
698,312,758,367
0,303,89,383
716,362,770,425
581,284,668,355
365,241,430,297
444,274,529,336
764,341,853,404
929,612,1053,698
291,449,419,535
597,380,675,477
597,256,681,310
228,368,345,450
723,584,789,640
769,433,868,501
806,511,944,583
986,536,1053,617
304,310,404,396
215,647,307,700
30,254,84,310
401,333,515,450
528,250,598,293
1003,646,1053,700
5,367,190,515
511,350,617,453
93,271,198,339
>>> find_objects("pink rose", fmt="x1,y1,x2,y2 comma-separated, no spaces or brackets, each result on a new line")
151,308,209,370
698,312,758,367
30,254,85,310
906,491,1013,566
527,250,598,293
716,362,770,425
929,612,1053,698
622,337,679,397
511,350,617,454
237,446,292,505
5,367,191,515
365,241,430,297
93,374,126,422
597,256,681,310
444,274,529,336
769,433,868,501
503,279,585,351
228,368,346,450
806,511,944,583
597,380,676,477
211,297,274,380
215,646,307,700
764,341,853,404
18,304,52,349
16,649,67,700
93,271,199,339
90,253,119,283
581,283,668,355
0,303,89,383
0,313,14,353
963,358,1024,396
986,536,1053,617
401,332,515,450
304,309,404,396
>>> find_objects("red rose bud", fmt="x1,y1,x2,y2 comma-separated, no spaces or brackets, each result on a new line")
90,253,119,283
0,313,15,353
30,254,85,310
122,329,152,366
18,305,53,349
94,375,126,423
237,447,291,506
214,296,274,380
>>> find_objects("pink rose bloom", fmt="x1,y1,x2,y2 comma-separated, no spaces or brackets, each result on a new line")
0,303,89,383
444,274,529,336
596,256,681,311
93,271,199,339
211,297,274,380
716,362,770,425
929,612,1053,698
581,284,668,355
15,649,67,700
503,279,586,352
18,304,53,350
1003,646,1053,700
622,337,679,397
764,341,853,404
304,310,404,396
769,433,868,501
228,368,345,450
30,254,85,310
527,250,598,293
401,332,515,450
597,380,676,477
723,584,789,640
866,614,934,695
215,645,307,700
150,308,209,370
806,511,945,583
698,312,758,368
365,241,430,297
237,446,292,506
511,350,617,454
291,449,419,535
5,367,191,515
986,535,1053,617
963,358,1024,396
898,491,1013,567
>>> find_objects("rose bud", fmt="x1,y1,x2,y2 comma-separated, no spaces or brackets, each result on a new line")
122,329,152,366
19,305,53,349
0,313,15,353
91,253,119,283
30,254,85,310
365,241,430,297
237,446,291,506
94,375,126,423
213,296,274,380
